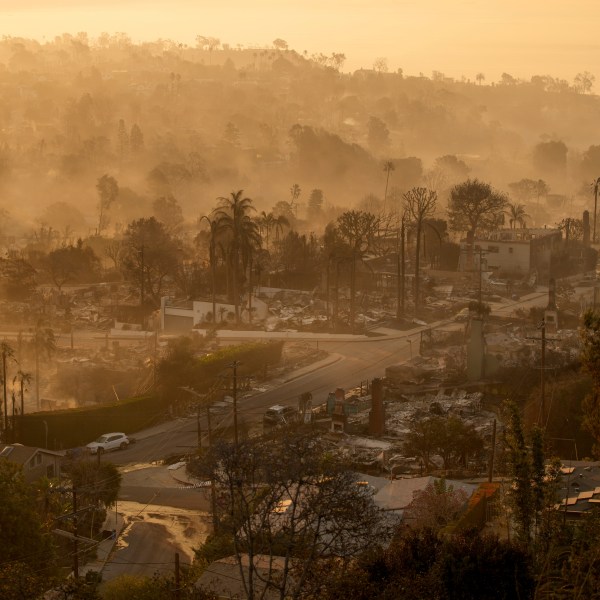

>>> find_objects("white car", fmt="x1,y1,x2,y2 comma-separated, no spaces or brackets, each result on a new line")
86,432,130,454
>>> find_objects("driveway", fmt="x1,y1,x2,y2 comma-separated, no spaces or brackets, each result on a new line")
101,500,210,582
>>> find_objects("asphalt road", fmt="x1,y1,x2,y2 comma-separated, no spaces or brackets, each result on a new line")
97,282,597,467
110,332,420,465
119,465,211,510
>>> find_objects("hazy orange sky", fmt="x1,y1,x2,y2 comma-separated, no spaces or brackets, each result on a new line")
3,0,600,82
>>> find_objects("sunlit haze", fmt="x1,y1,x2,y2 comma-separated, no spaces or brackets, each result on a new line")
3,0,600,79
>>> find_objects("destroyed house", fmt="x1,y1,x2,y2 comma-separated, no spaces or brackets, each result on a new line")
556,462,600,519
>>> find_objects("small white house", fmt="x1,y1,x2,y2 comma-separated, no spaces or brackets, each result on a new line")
459,228,562,279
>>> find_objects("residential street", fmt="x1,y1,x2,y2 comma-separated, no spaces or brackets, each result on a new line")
100,501,209,582
94,285,594,580
111,285,572,465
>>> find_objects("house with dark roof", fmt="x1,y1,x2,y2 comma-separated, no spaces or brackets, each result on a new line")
0,444,65,482
555,461,600,519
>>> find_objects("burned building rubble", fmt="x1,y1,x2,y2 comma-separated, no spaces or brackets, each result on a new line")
316,376,497,476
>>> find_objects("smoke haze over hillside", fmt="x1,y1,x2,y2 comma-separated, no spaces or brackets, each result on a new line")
3,0,600,80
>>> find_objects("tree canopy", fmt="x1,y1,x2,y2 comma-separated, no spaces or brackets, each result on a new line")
447,179,507,237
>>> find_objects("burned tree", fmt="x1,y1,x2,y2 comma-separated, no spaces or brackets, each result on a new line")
404,187,436,310
197,429,391,600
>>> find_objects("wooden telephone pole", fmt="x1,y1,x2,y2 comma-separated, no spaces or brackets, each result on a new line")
526,319,559,427
229,361,241,445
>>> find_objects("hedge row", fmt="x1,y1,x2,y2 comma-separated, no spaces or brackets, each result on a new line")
166,340,284,395
14,395,167,450
194,340,284,387
16,341,285,450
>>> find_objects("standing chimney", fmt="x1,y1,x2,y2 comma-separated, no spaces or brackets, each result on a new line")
583,211,591,247
369,378,385,436
545,278,558,333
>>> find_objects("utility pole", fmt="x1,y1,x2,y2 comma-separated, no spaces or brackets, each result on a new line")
153,327,158,388
488,419,497,483
51,487,96,575
478,248,483,313
399,216,406,317
35,330,40,411
174,552,181,600
526,319,558,427
2,347,8,432
350,250,356,333
461,245,486,316
325,256,331,327
72,488,79,579
179,386,219,530
594,177,600,244
196,403,202,452
540,319,546,425
204,401,219,531
140,242,145,329
230,360,240,445
206,403,213,446
473,246,486,315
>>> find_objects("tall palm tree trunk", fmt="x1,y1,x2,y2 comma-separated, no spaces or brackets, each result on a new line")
232,248,240,323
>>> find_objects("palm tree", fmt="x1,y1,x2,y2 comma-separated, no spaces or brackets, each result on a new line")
213,190,259,323
336,211,379,331
32,320,56,410
1,341,15,432
13,370,32,417
198,215,221,326
506,203,529,229
476,72,485,85
273,214,290,244
289,183,301,217
258,211,276,250
239,215,262,325
383,160,395,213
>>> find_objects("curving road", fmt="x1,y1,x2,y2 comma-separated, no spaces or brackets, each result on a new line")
102,283,583,466
110,331,423,465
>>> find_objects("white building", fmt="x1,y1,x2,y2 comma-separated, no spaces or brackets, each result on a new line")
160,296,268,333
459,228,562,280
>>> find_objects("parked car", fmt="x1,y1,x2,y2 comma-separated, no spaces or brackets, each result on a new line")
263,405,298,429
86,432,130,454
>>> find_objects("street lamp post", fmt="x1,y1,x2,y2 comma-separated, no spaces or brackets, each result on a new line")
594,177,600,244
139,243,145,329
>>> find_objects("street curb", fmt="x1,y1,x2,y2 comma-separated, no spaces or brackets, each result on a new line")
167,464,210,488
280,353,344,384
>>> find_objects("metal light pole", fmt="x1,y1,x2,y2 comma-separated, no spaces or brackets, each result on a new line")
594,177,600,244
230,361,239,445
140,243,145,329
